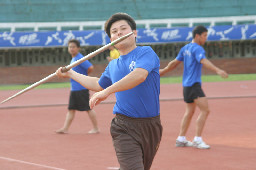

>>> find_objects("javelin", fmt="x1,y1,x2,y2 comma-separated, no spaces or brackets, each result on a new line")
1,32,134,104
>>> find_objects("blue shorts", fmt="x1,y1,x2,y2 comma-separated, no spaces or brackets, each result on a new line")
183,82,205,103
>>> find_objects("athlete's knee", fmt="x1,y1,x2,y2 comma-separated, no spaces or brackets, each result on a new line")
185,109,195,118
205,107,210,114
202,108,210,116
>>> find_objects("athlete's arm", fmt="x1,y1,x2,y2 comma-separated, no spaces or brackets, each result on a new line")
201,58,228,78
87,65,94,75
56,67,103,92
159,59,181,76
108,67,147,93
89,68,148,108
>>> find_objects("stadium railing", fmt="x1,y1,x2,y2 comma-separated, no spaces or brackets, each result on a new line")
0,15,256,32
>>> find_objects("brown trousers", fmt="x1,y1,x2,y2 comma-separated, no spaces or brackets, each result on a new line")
110,114,163,170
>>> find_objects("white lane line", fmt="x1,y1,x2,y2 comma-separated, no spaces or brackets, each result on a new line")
107,167,120,170
0,156,66,170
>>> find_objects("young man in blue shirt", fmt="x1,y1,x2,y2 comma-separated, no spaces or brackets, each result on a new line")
55,39,99,134
56,13,162,170
160,26,228,149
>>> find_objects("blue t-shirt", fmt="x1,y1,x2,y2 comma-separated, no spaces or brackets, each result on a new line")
70,53,92,91
99,46,160,118
176,42,206,87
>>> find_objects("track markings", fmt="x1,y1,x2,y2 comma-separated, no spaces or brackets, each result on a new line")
0,156,66,170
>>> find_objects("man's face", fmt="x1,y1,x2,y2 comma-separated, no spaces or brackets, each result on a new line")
198,32,208,45
68,42,79,56
109,20,137,49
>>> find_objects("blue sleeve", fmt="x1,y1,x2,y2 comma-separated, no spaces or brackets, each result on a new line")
176,48,184,61
195,46,206,62
135,47,159,73
98,64,112,89
81,60,92,70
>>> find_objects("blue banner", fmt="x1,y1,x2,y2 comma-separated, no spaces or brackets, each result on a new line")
0,24,256,48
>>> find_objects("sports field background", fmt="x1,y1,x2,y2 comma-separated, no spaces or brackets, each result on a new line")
0,0,255,169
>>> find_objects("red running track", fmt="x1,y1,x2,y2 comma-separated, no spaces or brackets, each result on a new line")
0,81,255,170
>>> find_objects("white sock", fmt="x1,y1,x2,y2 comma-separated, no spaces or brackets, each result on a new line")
194,136,202,142
177,136,187,142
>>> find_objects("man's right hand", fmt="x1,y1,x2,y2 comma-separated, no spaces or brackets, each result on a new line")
56,67,71,78
217,69,229,79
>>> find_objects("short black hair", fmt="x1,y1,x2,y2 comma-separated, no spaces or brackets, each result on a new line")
68,39,80,48
104,12,136,38
192,25,208,38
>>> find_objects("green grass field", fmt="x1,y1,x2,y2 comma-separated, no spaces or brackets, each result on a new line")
0,74,255,91
160,73,256,84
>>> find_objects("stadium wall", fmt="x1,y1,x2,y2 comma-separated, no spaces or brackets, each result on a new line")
1,57,256,85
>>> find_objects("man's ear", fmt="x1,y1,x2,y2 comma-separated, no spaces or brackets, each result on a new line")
133,30,137,38
195,33,200,39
